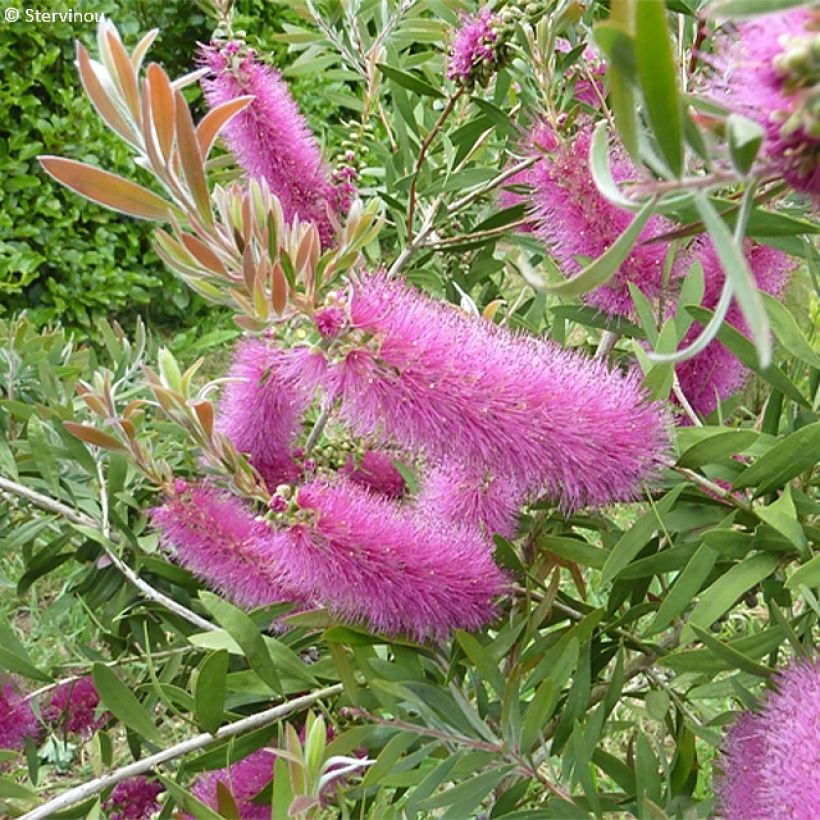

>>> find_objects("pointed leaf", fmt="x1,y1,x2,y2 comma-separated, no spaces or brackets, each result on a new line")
39,157,172,221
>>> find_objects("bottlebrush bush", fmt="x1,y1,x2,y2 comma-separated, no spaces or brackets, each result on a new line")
1,0,819,817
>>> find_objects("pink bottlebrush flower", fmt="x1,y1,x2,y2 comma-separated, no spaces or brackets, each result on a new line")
0,684,39,752
191,749,276,820
417,462,523,539
327,271,669,511
675,240,795,419
218,340,315,489
556,39,606,108
715,710,767,820
200,43,349,247
523,119,685,317
702,9,819,200
44,676,108,736
341,450,406,499
150,482,298,610
757,656,820,815
314,305,347,339
716,657,820,819
104,776,163,820
448,7,504,87
286,478,507,641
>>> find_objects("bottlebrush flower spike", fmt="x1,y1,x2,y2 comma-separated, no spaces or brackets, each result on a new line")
329,271,669,511
447,7,506,89
341,450,406,499
44,676,108,736
103,776,164,820
716,656,820,819
150,482,298,610
200,42,347,246
675,240,795,419
701,8,819,201
191,748,276,820
715,710,767,820
0,684,38,752
757,656,820,816
417,463,523,539
217,339,315,489
287,478,507,641
508,119,685,317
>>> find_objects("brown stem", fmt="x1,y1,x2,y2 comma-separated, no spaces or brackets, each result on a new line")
406,89,465,240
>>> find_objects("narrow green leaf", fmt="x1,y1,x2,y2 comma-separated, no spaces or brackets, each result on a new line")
0,625,51,682
377,63,444,98
695,194,771,367
199,592,282,694
681,553,781,641
686,306,808,407
194,650,228,735
91,663,161,743
727,114,765,175
646,545,719,635
733,422,820,494
635,0,683,176
756,486,806,553
548,197,657,297
786,554,820,590
540,535,610,570
455,632,505,696
762,292,820,369
706,0,807,17
678,430,759,468
689,625,774,677
602,485,684,582
520,678,556,752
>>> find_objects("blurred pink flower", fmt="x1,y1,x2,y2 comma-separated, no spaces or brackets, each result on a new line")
191,748,276,820
448,7,502,86
44,676,108,736
0,684,38,752
104,776,163,820
702,9,819,200
327,271,669,511
716,710,767,820
200,43,349,246
675,240,795,420
505,119,686,317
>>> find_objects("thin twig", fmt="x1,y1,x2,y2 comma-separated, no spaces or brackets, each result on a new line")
447,155,538,215
595,331,619,359
406,89,465,240
20,684,344,820
425,218,531,250
0,476,216,632
672,375,702,427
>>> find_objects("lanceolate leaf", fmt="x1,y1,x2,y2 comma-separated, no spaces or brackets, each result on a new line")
92,663,162,743
695,193,771,367
635,0,683,176
548,197,657,297
39,157,173,221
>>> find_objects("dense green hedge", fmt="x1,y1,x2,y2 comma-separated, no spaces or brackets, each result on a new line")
0,0,340,329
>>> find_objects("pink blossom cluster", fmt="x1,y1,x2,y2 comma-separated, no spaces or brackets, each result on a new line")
152,265,671,639
716,656,820,818
190,748,277,819
702,8,819,201
200,42,353,247
447,7,503,87
0,684,39,752
44,676,109,737
103,777,163,820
